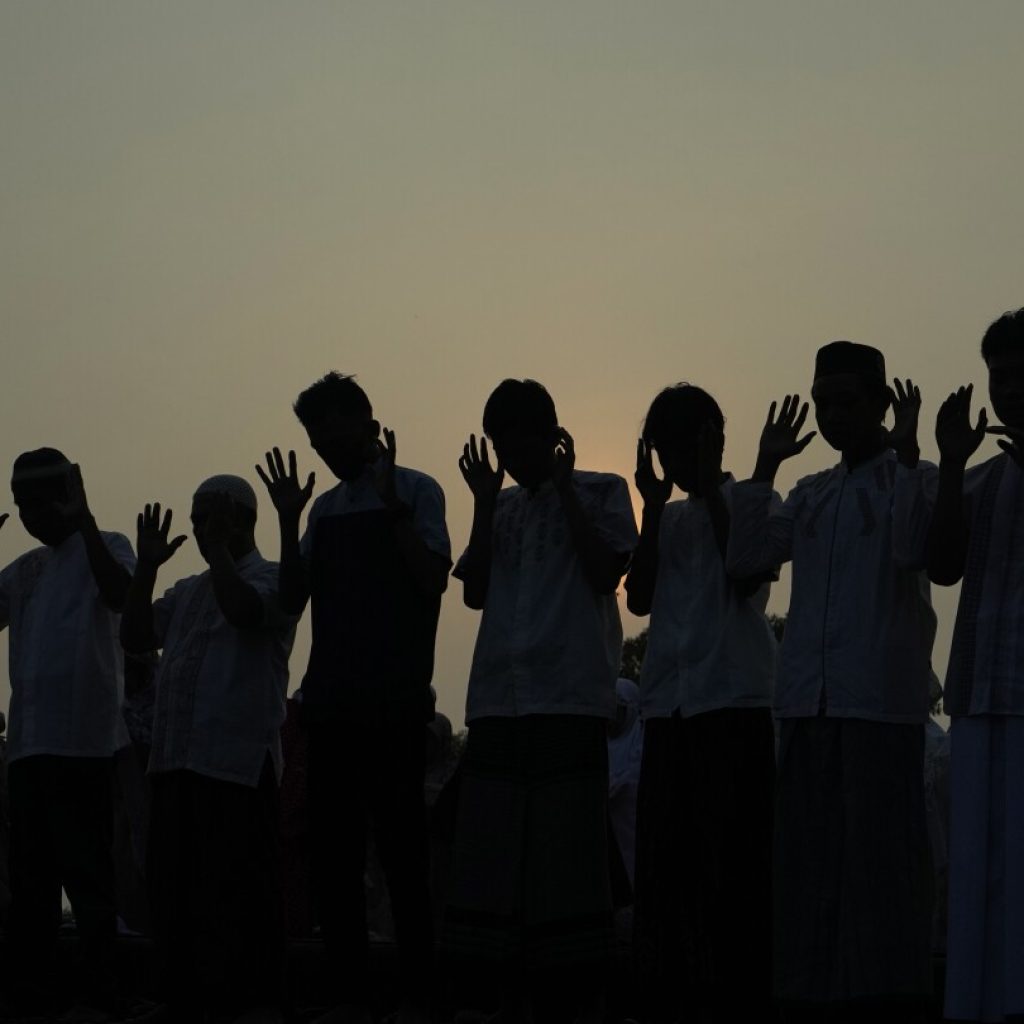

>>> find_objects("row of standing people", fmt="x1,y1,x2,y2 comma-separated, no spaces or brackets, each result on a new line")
0,313,1021,1024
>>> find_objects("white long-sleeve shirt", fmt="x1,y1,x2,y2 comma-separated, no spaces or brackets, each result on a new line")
727,450,936,723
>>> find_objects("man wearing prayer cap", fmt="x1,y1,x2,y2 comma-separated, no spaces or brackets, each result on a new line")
0,449,135,1019
727,345,937,1020
122,474,296,1024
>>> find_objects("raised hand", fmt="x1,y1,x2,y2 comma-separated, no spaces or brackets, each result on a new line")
986,424,1024,467
136,503,187,568
373,427,398,507
459,434,504,502
52,464,91,529
885,378,922,460
551,427,576,493
935,385,987,467
256,448,315,524
635,438,672,507
756,396,816,476
202,492,235,549
697,420,725,496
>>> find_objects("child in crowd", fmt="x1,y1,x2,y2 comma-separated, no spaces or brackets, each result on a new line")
626,384,777,1024
447,379,638,1024
914,308,1024,1022
727,344,935,1023
121,475,295,1024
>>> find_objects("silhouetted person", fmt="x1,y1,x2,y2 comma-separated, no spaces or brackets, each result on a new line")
728,346,935,1023
447,379,638,1024
606,678,642,894
0,450,134,1019
121,476,295,1024
908,309,1024,1022
626,384,776,1024
259,372,451,1024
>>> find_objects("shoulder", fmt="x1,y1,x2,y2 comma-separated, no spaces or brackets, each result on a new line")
99,531,136,559
394,465,445,500
306,481,346,520
0,545,49,584
572,469,630,496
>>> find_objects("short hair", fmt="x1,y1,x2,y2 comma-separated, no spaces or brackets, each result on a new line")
482,379,558,439
642,384,724,447
293,372,372,428
981,308,1024,365
11,448,71,489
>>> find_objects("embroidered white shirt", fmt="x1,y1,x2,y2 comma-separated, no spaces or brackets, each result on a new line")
0,531,135,763
640,475,777,720
148,549,296,787
456,470,639,723
727,451,936,723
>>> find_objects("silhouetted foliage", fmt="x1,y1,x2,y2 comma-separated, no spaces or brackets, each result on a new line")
620,629,648,682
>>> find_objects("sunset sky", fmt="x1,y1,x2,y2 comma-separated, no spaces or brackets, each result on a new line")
2,1,1022,725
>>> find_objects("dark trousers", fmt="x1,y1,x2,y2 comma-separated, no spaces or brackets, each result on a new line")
633,708,775,1024
6,754,117,1005
147,760,285,1015
306,717,433,1006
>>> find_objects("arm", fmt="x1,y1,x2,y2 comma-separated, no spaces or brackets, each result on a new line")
121,504,186,654
927,386,987,586
374,429,450,598
202,494,268,629
456,434,503,610
624,438,672,616
257,448,315,615
58,467,131,611
553,430,631,596
727,395,813,577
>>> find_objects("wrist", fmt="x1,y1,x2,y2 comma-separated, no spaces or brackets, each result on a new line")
895,444,920,469
752,454,781,484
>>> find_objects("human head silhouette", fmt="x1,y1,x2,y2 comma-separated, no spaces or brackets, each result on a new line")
294,372,381,482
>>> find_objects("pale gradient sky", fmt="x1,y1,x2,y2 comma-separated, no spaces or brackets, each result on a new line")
2,1,1022,726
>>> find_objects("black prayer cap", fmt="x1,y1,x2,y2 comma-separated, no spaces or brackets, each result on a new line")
814,341,886,385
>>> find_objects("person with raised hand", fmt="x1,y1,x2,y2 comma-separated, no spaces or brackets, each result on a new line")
121,476,295,1024
728,344,937,1023
0,449,135,1021
260,372,450,1024
914,309,1024,1023
625,384,778,1024
446,379,638,1024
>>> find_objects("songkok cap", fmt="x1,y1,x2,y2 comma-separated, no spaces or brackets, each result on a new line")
814,341,886,385
193,474,258,511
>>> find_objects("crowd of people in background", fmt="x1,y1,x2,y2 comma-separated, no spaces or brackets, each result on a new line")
1,307,1023,1024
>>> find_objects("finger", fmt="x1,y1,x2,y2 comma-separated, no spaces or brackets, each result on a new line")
977,407,989,434
796,431,818,452
272,447,286,478
384,427,396,457
161,508,174,537
886,386,898,411
288,449,299,481
480,437,492,467
137,511,144,536
302,472,316,498
636,438,644,469
169,535,188,555
766,400,778,427
793,402,810,433
255,464,272,490
892,379,905,403
559,428,575,449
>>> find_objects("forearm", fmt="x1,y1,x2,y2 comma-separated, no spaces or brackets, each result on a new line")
80,516,131,610
558,481,628,595
460,497,495,610
625,504,662,615
927,461,968,585
207,546,265,628
277,515,309,614
121,564,160,653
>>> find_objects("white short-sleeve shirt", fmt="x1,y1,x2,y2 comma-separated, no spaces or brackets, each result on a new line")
640,475,777,720
0,531,135,763
457,470,638,723
148,548,296,787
